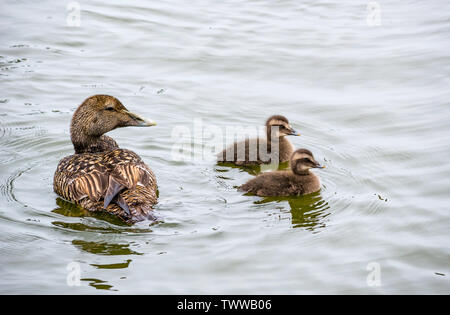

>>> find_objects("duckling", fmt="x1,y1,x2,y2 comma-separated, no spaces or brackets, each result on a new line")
53,95,158,223
239,149,324,196
217,115,300,166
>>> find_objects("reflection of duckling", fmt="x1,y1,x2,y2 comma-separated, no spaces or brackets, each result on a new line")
217,115,300,166
254,192,329,232
53,95,158,223
239,149,324,196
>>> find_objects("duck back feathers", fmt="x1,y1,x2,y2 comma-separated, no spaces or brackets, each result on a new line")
54,148,157,223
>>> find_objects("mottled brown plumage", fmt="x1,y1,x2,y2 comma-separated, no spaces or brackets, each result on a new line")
53,95,158,224
239,149,324,196
217,115,300,166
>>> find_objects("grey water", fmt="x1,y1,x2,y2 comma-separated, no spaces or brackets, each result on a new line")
0,0,449,294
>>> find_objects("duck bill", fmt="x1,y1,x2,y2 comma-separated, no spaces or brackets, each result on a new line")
313,163,325,169
123,110,157,127
288,129,301,136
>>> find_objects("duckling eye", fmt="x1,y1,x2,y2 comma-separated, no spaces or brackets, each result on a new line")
105,106,115,111
298,158,314,165
307,158,318,166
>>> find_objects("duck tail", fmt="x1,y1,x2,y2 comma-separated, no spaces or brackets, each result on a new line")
79,185,158,223
115,186,158,223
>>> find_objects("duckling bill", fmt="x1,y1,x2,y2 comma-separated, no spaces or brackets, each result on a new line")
217,115,300,166
239,149,324,196
53,95,158,223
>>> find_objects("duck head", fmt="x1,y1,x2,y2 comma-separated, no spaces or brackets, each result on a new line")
266,115,300,140
290,148,325,175
70,95,156,153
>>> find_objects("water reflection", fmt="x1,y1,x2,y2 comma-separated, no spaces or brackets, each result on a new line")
256,192,330,232
51,197,153,232
81,278,116,291
91,260,132,269
52,198,128,226
72,240,142,256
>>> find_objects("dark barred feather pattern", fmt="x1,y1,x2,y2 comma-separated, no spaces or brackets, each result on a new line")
80,186,157,223
54,148,157,223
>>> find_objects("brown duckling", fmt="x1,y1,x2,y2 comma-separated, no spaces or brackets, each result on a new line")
239,149,324,196
53,95,158,223
217,115,300,166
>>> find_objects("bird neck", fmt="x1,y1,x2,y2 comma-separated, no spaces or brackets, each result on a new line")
71,132,119,154
70,108,98,153
70,119,110,154
70,109,118,153
70,129,99,154
293,169,311,176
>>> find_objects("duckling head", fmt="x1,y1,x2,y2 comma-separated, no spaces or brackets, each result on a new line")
70,95,156,153
290,149,324,175
266,115,300,139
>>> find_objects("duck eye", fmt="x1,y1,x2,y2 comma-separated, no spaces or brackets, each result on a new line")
105,106,115,111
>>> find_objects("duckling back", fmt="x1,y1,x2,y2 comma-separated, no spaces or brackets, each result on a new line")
217,136,294,166
239,170,320,197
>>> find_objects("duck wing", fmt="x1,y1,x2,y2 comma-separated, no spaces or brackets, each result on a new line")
103,162,155,210
54,153,110,203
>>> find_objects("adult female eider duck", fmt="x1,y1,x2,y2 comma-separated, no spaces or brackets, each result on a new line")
239,149,324,196
53,95,158,223
217,115,300,166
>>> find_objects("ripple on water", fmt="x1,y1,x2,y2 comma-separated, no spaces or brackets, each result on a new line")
0,118,11,140
0,232,44,256
0,166,33,204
